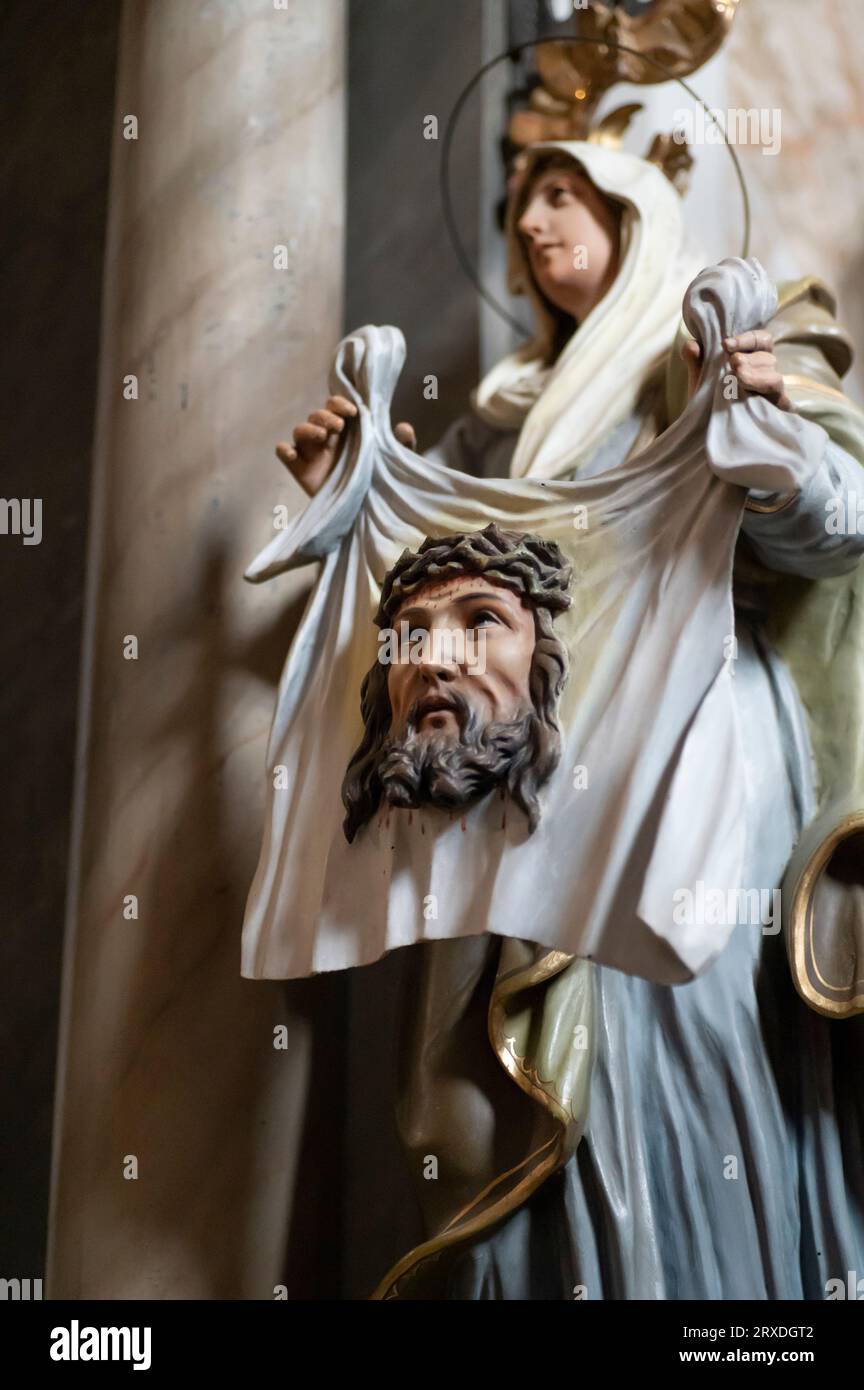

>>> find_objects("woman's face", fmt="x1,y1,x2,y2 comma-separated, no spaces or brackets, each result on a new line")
516,164,622,323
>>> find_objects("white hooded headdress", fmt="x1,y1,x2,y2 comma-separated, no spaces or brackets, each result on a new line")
473,140,704,480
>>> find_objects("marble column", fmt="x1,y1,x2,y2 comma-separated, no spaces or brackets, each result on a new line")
47,0,346,1298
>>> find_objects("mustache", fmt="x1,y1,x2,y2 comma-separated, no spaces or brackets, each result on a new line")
404,688,472,736
378,698,534,816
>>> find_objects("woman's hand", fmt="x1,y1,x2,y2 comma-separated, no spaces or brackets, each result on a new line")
276,395,357,498
681,329,792,412
276,398,417,498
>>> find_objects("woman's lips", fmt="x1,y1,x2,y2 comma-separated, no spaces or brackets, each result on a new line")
532,241,562,256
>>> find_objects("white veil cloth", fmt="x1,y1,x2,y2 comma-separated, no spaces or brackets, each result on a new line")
473,140,704,479
241,257,829,985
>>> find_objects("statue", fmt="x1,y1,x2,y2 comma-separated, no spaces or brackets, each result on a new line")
341,525,572,843
242,19,864,1299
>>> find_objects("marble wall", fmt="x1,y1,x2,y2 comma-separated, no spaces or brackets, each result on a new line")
727,0,864,399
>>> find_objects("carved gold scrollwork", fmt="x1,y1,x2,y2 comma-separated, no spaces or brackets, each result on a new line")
509,0,743,189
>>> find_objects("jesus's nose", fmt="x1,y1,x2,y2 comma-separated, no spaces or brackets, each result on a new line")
418,656,457,684
417,628,458,683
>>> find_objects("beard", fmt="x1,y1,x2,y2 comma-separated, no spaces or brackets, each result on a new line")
376,690,536,817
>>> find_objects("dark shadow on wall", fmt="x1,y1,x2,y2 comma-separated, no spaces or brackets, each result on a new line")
0,0,121,1280
346,0,482,453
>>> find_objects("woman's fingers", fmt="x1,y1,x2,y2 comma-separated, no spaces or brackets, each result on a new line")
680,338,702,364
729,350,776,373
308,409,347,433
729,361,791,411
725,338,791,410
724,329,773,354
680,337,703,398
326,395,358,420
394,421,417,450
730,357,781,390
276,396,359,491
680,331,790,410
293,420,329,459
275,441,297,468
290,399,358,461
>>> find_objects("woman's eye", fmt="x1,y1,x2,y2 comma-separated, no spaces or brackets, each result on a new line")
550,184,570,203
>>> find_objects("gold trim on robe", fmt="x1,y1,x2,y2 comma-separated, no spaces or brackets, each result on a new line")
371,945,594,1299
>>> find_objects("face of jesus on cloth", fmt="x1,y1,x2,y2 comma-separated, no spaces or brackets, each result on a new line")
386,575,536,742
340,525,573,843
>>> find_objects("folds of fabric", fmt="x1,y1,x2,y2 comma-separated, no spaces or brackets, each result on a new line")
372,941,594,1299
666,275,864,1019
240,258,831,988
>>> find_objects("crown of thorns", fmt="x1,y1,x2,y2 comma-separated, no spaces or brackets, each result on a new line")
374,523,572,628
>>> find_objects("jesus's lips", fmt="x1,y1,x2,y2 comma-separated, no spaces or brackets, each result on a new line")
415,694,458,725
406,690,469,733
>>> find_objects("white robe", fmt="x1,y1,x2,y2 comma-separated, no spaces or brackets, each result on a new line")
240,257,830,983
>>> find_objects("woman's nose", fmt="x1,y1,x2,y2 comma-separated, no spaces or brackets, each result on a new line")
517,197,545,240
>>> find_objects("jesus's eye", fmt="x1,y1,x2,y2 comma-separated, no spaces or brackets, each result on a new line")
470,609,500,628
